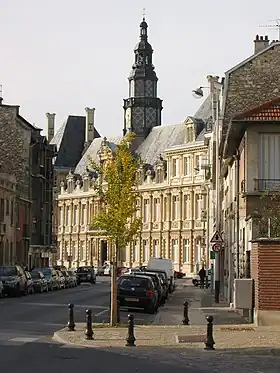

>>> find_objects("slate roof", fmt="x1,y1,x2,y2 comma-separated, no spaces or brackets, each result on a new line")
51,115,100,169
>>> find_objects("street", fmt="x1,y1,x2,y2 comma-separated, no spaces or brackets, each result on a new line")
0,277,207,373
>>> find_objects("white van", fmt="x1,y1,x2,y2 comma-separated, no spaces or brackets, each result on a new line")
147,258,175,293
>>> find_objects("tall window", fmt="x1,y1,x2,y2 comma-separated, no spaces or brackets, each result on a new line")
183,195,191,219
163,197,167,220
172,158,178,177
183,239,190,263
153,198,160,221
134,241,139,262
259,133,280,189
81,204,86,225
154,239,159,257
80,241,85,261
143,240,149,262
194,154,202,174
195,194,202,219
73,205,78,225
65,206,70,226
172,239,179,263
172,195,179,220
184,156,191,176
144,199,149,222
0,199,4,223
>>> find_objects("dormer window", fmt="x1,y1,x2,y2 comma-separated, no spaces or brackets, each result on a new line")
186,126,194,143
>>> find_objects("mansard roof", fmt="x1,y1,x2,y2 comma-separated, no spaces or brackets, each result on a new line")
51,115,100,169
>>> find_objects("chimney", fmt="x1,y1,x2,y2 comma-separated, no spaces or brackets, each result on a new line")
46,112,56,142
254,35,269,54
85,107,95,146
0,84,3,105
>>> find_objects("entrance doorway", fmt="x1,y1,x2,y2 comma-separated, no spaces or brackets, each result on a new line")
100,240,108,265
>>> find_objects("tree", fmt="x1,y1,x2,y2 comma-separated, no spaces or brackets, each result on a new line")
90,132,142,326
254,191,280,238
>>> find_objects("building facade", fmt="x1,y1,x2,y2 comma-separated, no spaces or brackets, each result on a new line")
0,173,17,265
219,35,280,304
57,119,209,273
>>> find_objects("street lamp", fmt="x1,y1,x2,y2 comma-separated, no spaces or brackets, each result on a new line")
192,86,208,99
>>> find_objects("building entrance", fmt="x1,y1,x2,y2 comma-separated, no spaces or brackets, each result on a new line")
100,240,108,265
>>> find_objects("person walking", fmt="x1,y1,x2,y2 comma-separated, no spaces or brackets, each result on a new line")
199,266,206,289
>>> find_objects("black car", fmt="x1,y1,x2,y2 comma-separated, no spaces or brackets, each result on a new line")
117,274,158,314
132,271,165,306
140,269,169,300
76,267,96,285
31,271,49,293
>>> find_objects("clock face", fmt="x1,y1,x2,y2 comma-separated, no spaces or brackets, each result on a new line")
125,108,132,129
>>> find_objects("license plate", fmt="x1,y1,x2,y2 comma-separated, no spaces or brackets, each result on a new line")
125,298,139,302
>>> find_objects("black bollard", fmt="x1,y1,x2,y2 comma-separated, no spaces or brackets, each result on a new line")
182,300,190,325
67,303,75,331
204,315,215,350
85,309,94,340
125,314,136,346
117,300,121,324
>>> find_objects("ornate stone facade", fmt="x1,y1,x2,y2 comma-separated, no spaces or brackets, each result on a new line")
57,127,209,274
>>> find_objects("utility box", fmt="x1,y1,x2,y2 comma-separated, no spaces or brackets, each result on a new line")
233,279,253,309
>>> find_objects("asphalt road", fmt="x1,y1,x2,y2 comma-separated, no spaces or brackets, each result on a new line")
0,277,204,373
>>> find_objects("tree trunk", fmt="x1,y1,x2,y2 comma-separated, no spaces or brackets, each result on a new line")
110,243,118,326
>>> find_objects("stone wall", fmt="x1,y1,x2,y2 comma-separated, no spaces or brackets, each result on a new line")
222,42,280,142
251,240,280,325
0,105,32,198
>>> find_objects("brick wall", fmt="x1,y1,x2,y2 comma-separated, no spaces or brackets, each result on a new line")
251,241,280,310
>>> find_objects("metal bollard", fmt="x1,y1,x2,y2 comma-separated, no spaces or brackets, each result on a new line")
85,309,94,340
204,315,215,350
117,300,121,324
125,314,136,346
67,303,75,331
182,300,190,325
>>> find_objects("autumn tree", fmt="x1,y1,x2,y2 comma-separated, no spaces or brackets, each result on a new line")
90,132,142,326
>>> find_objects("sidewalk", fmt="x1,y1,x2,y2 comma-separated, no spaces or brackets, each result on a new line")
53,324,280,372
153,279,247,325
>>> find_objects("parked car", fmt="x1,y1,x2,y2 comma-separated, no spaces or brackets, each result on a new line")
67,270,78,287
32,267,60,291
31,270,49,293
56,270,66,289
133,271,165,306
61,270,71,288
117,274,158,314
25,271,34,295
0,265,28,297
140,268,169,300
76,266,96,284
0,279,4,297
174,270,185,279
192,269,212,287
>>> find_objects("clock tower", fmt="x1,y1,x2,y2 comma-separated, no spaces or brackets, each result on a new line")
123,17,163,138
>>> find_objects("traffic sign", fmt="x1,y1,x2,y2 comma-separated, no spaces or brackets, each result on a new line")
212,243,222,253
210,230,224,243
210,251,216,259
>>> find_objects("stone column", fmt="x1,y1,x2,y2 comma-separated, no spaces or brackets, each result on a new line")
160,192,164,256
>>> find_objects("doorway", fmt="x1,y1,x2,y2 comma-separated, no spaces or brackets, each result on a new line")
100,240,108,265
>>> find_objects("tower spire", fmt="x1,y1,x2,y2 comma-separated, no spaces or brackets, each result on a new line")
140,11,148,40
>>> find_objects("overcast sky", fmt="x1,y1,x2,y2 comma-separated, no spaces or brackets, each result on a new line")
1,0,279,137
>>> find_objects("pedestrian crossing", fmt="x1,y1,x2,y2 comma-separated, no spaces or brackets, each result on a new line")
0,331,44,346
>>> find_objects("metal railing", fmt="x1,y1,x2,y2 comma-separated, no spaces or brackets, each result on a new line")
254,179,280,192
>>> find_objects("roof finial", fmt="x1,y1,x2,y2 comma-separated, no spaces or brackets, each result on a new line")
142,7,146,21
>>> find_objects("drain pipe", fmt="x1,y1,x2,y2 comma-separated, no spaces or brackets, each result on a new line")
234,149,240,279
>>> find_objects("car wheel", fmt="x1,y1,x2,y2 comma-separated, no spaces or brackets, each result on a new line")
193,280,199,286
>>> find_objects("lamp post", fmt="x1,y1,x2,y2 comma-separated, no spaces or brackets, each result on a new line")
192,76,222,303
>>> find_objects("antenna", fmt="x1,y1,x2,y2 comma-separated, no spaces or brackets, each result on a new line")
259,18,280,40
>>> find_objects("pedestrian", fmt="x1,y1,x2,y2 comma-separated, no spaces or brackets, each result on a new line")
199,266,206,289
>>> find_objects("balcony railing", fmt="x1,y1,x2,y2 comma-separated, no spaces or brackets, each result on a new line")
254,179,280,192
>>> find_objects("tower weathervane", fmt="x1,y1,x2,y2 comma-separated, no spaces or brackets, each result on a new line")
142,8,146,20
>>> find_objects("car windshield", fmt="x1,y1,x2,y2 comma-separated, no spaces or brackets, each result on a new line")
118,277,150,288
31,272,40,279
77,267,90,273
0,266,17,276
